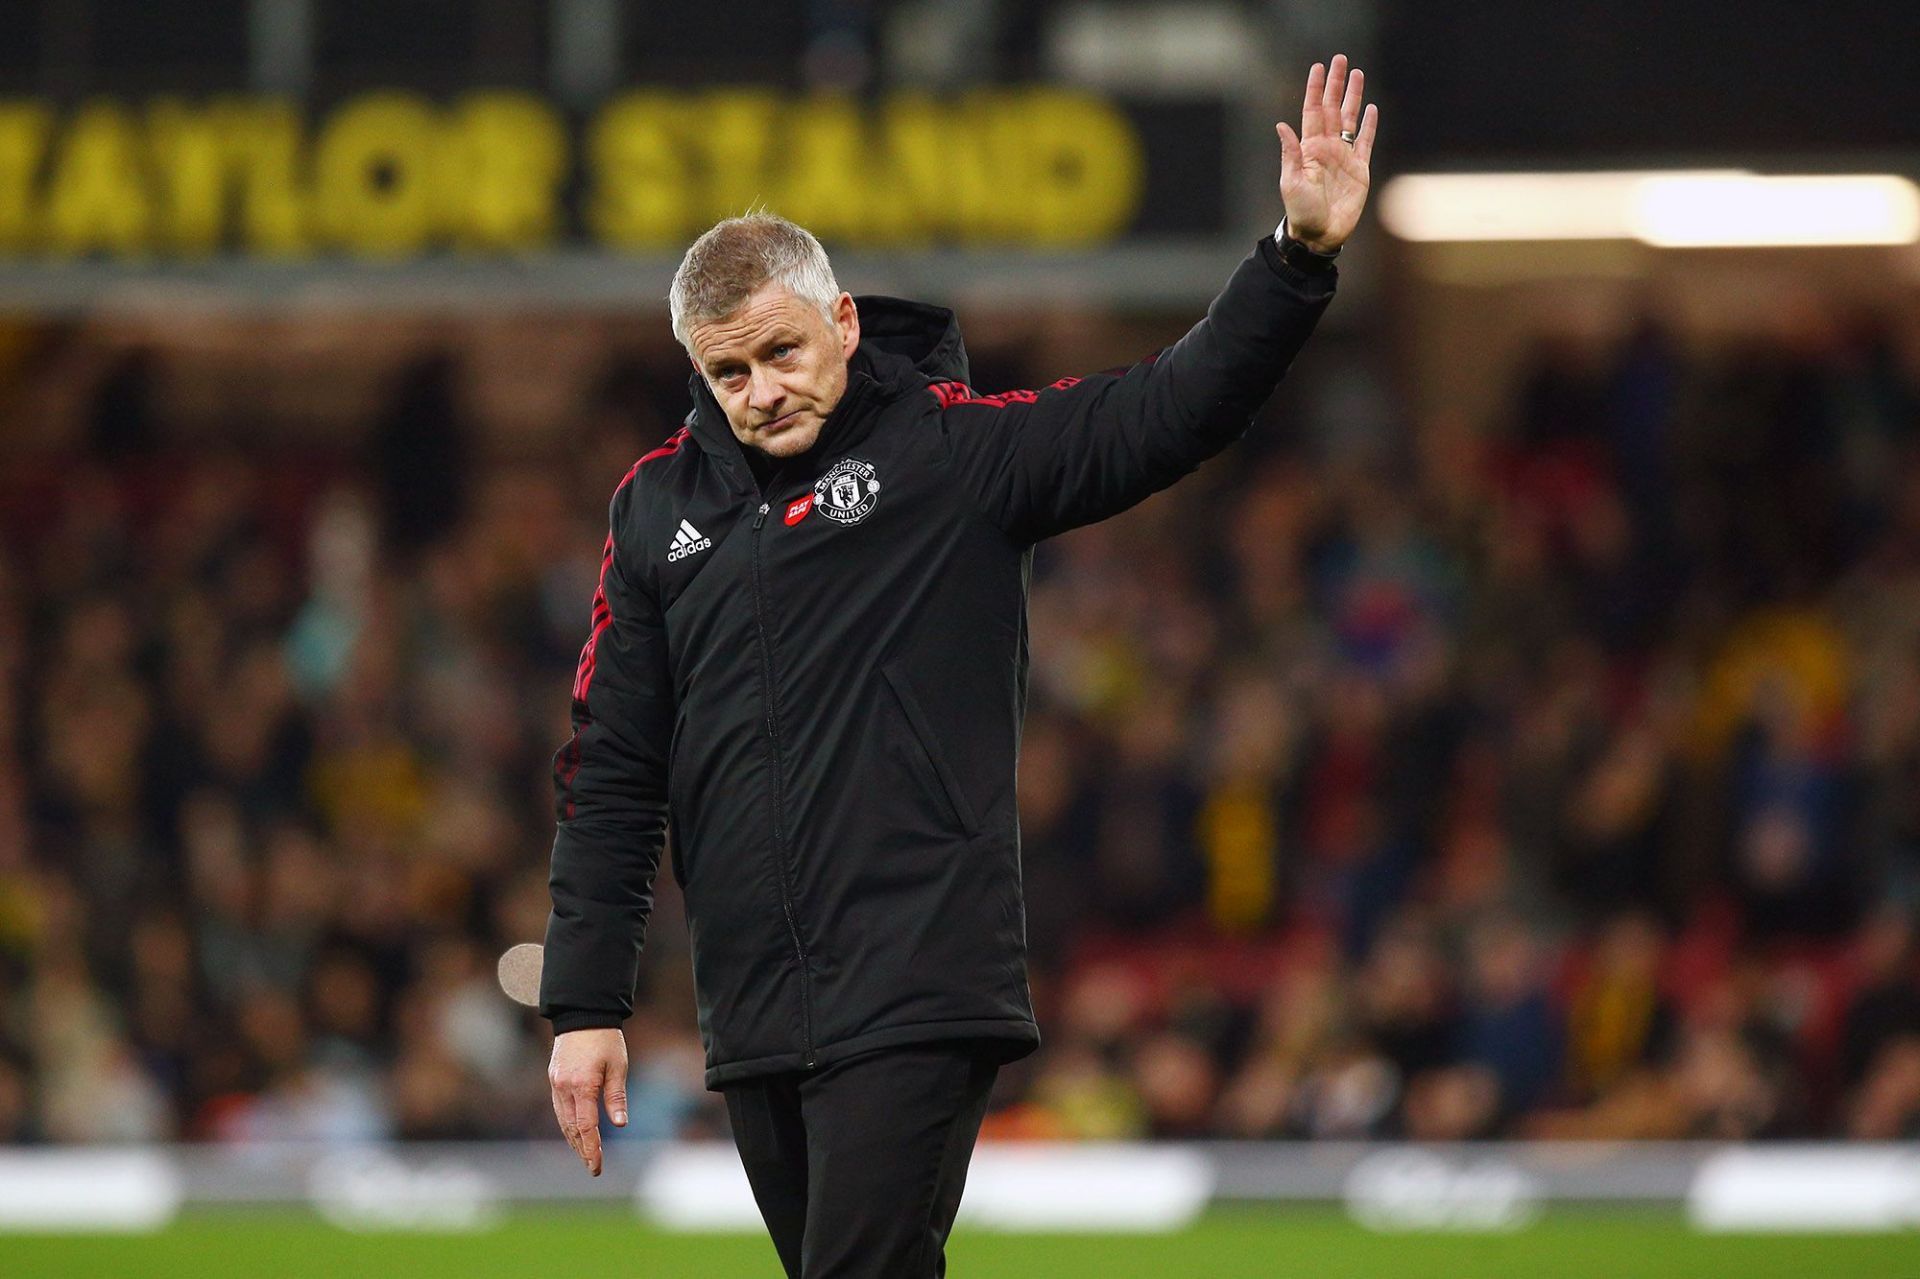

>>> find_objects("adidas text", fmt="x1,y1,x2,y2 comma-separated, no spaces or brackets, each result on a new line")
668,518,712,562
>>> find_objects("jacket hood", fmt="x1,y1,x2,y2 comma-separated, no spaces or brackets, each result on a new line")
848,295,972,389
683,295,972,473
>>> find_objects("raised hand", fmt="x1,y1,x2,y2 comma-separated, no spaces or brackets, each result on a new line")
1274,54,1379,253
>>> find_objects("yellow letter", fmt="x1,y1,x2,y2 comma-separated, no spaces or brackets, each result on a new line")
312,93,442,256
959,92,1032,243
1004,90,1143,246
44,100,151,257
587,93,691,250
696,90,779,225
444,92,568,253
0,104,51,253
146,98,231,256
222,98,310,257
878,94,996,245
770,95,868,242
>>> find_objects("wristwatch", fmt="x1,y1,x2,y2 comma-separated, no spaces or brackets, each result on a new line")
1275,218,1341,274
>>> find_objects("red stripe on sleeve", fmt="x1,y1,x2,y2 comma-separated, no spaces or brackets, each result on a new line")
570,532,617,703
927,376,1083,409
567,429,687,705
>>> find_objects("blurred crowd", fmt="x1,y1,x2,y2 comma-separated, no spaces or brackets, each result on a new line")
3,304,1920,1150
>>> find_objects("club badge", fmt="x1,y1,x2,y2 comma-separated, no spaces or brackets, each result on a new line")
813,457,880,525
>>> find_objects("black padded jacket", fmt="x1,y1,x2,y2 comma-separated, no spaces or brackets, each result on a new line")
540,235,1336,1088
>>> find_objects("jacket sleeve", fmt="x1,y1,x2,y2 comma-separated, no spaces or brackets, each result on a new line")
539,472,674,1034
932,236,1336,543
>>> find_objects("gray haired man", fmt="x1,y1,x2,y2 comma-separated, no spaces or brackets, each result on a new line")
541,56,1378,1277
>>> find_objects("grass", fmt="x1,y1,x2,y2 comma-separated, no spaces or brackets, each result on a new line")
4,1207,1917,1278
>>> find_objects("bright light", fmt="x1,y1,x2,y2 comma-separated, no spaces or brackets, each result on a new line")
1630,174,1920,247
1380,172,1699,241
1380,171,1920,247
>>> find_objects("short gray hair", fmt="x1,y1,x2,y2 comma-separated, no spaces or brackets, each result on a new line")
669,213,841,352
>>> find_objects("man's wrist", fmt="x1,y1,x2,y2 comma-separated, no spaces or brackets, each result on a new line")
1276,218,1342,263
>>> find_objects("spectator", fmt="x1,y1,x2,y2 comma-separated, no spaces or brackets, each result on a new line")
1455,918,1564,1120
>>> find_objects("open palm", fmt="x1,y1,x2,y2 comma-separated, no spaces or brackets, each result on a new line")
1275,54,1379,252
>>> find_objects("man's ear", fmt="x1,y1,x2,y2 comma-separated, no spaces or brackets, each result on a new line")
834,293,860,361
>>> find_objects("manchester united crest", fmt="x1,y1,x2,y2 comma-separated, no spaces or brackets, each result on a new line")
814,457,881,525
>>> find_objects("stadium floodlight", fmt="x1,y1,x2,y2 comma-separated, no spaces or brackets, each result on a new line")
1380,170,1920,247
1378,171,1719,241
1629,174,1920,247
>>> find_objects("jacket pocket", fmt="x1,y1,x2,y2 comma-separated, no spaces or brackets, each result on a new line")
880,662,981,838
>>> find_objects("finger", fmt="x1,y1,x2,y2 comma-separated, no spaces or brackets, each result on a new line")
1300,61,1326,140
1354,102,1380,166
604,1056,629,1129
571,1087,603,1176
1340,67,1365,136
1323,54,1347,131
551,1081,580,1155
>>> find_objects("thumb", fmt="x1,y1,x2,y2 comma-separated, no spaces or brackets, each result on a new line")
604,1055,629,1128
1275,122,1300,181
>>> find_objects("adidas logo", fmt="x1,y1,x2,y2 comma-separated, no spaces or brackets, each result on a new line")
667,518,712,563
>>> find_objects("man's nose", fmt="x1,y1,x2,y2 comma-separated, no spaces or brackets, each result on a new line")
749,367,784,414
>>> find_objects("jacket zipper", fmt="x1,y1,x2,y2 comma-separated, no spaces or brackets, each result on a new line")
751,499,816,1069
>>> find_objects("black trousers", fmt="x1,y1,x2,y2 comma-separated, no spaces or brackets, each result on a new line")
722,1040,1000,1279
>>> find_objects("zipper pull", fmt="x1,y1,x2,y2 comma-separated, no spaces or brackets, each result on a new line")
754,502,770,529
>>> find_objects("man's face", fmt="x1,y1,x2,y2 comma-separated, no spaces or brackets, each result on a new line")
688,284,860,459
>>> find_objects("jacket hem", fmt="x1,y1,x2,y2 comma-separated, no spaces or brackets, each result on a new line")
703,1017,1040,1090
547,1010,627,1035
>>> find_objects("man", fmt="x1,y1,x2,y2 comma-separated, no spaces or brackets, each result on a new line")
542,55,1379,1277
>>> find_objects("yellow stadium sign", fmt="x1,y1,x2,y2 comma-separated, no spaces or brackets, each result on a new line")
0,89,1148,259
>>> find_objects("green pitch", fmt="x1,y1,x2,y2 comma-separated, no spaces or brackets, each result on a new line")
5,1207,1913,1278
